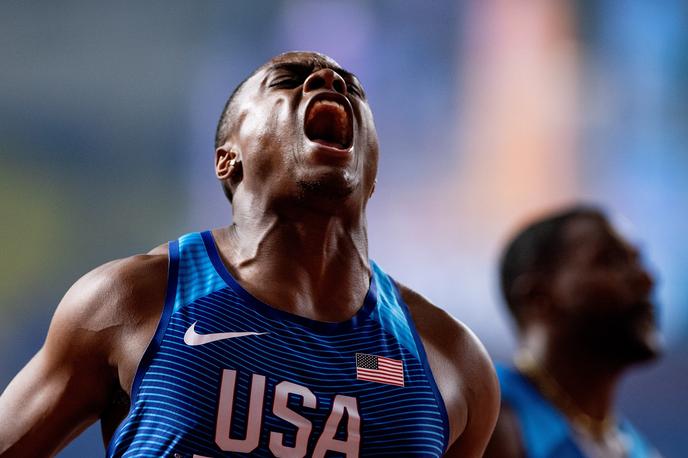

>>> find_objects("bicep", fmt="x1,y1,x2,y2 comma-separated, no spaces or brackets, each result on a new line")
443,356,500,458
482,404,526,458
0,342,114,457
0,282,116,456
396,283,502,457
0,348,109,456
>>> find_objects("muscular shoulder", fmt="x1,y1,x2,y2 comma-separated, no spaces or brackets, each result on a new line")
47,244,169,365
62,246,167,323
398,284,471,352
396,282,500,454
397,282,496,391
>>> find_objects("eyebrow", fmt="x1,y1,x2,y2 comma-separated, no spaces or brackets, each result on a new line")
267,61,358,82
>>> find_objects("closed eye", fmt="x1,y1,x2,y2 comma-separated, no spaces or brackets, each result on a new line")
269,77,302,89
347,83,363,98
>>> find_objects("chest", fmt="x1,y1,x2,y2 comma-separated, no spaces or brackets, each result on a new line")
114,298,448,456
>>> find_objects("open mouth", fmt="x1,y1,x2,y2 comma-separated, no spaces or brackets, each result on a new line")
304,94,353,150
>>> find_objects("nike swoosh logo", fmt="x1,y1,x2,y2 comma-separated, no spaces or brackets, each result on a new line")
183,321,267,346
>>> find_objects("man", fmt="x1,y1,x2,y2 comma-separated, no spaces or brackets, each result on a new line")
0,51,499,457
485,206,663,458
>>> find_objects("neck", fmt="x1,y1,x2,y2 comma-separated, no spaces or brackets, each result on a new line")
216,200,371,322
518,331,624,434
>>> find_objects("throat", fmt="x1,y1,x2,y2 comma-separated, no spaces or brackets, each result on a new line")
214,221,371,322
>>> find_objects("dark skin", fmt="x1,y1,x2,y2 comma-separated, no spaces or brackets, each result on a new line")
485,214,661,458
0,52,499,457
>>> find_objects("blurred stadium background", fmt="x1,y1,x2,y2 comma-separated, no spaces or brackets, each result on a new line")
1,0,686,455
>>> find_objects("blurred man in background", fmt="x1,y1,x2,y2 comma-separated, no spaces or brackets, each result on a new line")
485,205,663,458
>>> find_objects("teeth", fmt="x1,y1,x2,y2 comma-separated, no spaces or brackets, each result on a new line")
315,99,344,109
304,98,351,148
310,100,346,118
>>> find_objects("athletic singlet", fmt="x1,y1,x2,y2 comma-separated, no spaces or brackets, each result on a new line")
107,231,449,457
496,364,660,458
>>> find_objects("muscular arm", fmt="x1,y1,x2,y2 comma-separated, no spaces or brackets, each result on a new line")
483,404,526,458
398,284,500,458
0,253,167,457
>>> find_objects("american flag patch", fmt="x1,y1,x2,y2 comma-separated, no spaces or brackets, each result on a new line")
355,353,404,387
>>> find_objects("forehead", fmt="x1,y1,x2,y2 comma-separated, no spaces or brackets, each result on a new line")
268,51,342,70
244,52,356,86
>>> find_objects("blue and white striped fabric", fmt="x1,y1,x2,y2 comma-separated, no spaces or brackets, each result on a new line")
107,231,449,457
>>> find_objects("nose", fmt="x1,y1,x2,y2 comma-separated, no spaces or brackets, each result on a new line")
303,68,347,95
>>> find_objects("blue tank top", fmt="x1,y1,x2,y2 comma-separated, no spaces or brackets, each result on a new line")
496,364,658,458
107,231,449,457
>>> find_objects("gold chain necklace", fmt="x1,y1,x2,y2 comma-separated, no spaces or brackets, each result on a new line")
514,351,616,440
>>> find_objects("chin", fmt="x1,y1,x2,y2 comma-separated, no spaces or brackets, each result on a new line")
630,327,664,363
575,315,662,367
607,326,663,367
296,173,356,203
625,307,664,363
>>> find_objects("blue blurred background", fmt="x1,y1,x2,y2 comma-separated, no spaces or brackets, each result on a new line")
1,0,686,455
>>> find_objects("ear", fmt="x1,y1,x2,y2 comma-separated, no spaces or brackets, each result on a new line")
369,179,377,198
510,273,552,321
215,143,240,180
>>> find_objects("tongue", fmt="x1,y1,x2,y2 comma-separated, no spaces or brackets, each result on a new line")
305,104,348,148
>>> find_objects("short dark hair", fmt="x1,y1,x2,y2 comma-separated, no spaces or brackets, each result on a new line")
214,74,252,149
214,71,257,202
499,205,605,326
